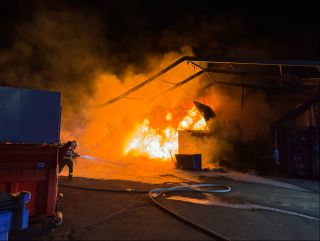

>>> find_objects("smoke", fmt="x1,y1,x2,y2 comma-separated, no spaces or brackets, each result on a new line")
1,2,317,178
70,46,198,158
199,85,273,140
0,6,109,129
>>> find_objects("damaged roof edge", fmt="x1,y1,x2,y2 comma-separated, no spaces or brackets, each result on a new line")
271,95,320,128
193,101,216,122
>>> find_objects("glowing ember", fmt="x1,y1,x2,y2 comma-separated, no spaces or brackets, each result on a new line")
123,106,207,160
165,112,173,121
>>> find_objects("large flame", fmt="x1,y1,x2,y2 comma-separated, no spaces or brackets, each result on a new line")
123,106,207,160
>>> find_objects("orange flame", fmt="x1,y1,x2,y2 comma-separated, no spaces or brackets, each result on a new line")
123,106,207,160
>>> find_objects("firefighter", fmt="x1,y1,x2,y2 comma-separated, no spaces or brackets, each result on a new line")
59,140,80,179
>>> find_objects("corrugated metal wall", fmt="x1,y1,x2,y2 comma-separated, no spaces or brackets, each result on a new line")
0,86,61,144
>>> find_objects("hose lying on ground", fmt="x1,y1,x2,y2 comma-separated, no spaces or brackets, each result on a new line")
59,183,148,193
59,182,231,241
149,184,231,241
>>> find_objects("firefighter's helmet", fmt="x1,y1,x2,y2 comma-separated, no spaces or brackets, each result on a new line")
71,140,78,148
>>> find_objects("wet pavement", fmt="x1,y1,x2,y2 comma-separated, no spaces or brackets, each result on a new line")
10,172,320,240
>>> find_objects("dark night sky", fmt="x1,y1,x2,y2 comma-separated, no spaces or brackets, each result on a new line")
1,0,319,68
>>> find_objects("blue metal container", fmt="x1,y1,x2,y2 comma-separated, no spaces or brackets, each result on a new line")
0,211,13,241
0,86,61,144
0,192,30,241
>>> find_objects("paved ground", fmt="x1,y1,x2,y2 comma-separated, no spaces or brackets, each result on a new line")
268,176,320,193
10,173,320,240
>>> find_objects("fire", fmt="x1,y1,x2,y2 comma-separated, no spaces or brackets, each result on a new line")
123,119,177,159
178,106,207,130
123,106,207,160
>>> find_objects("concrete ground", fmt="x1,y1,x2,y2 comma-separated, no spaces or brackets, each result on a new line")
10,172,320,240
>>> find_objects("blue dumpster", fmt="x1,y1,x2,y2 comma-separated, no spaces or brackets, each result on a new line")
0,192,30,241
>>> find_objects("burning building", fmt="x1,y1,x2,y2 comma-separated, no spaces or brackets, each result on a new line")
100,57,320,176
123,102,210,161
122,101,216,170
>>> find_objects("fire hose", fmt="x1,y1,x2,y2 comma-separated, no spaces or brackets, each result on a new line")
58,182,231,241
149,184,231,241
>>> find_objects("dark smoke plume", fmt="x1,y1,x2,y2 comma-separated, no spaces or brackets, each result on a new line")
0,6,109,128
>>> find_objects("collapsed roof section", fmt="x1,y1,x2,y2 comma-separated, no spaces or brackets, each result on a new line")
193,101,215,122
96,56,320,107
